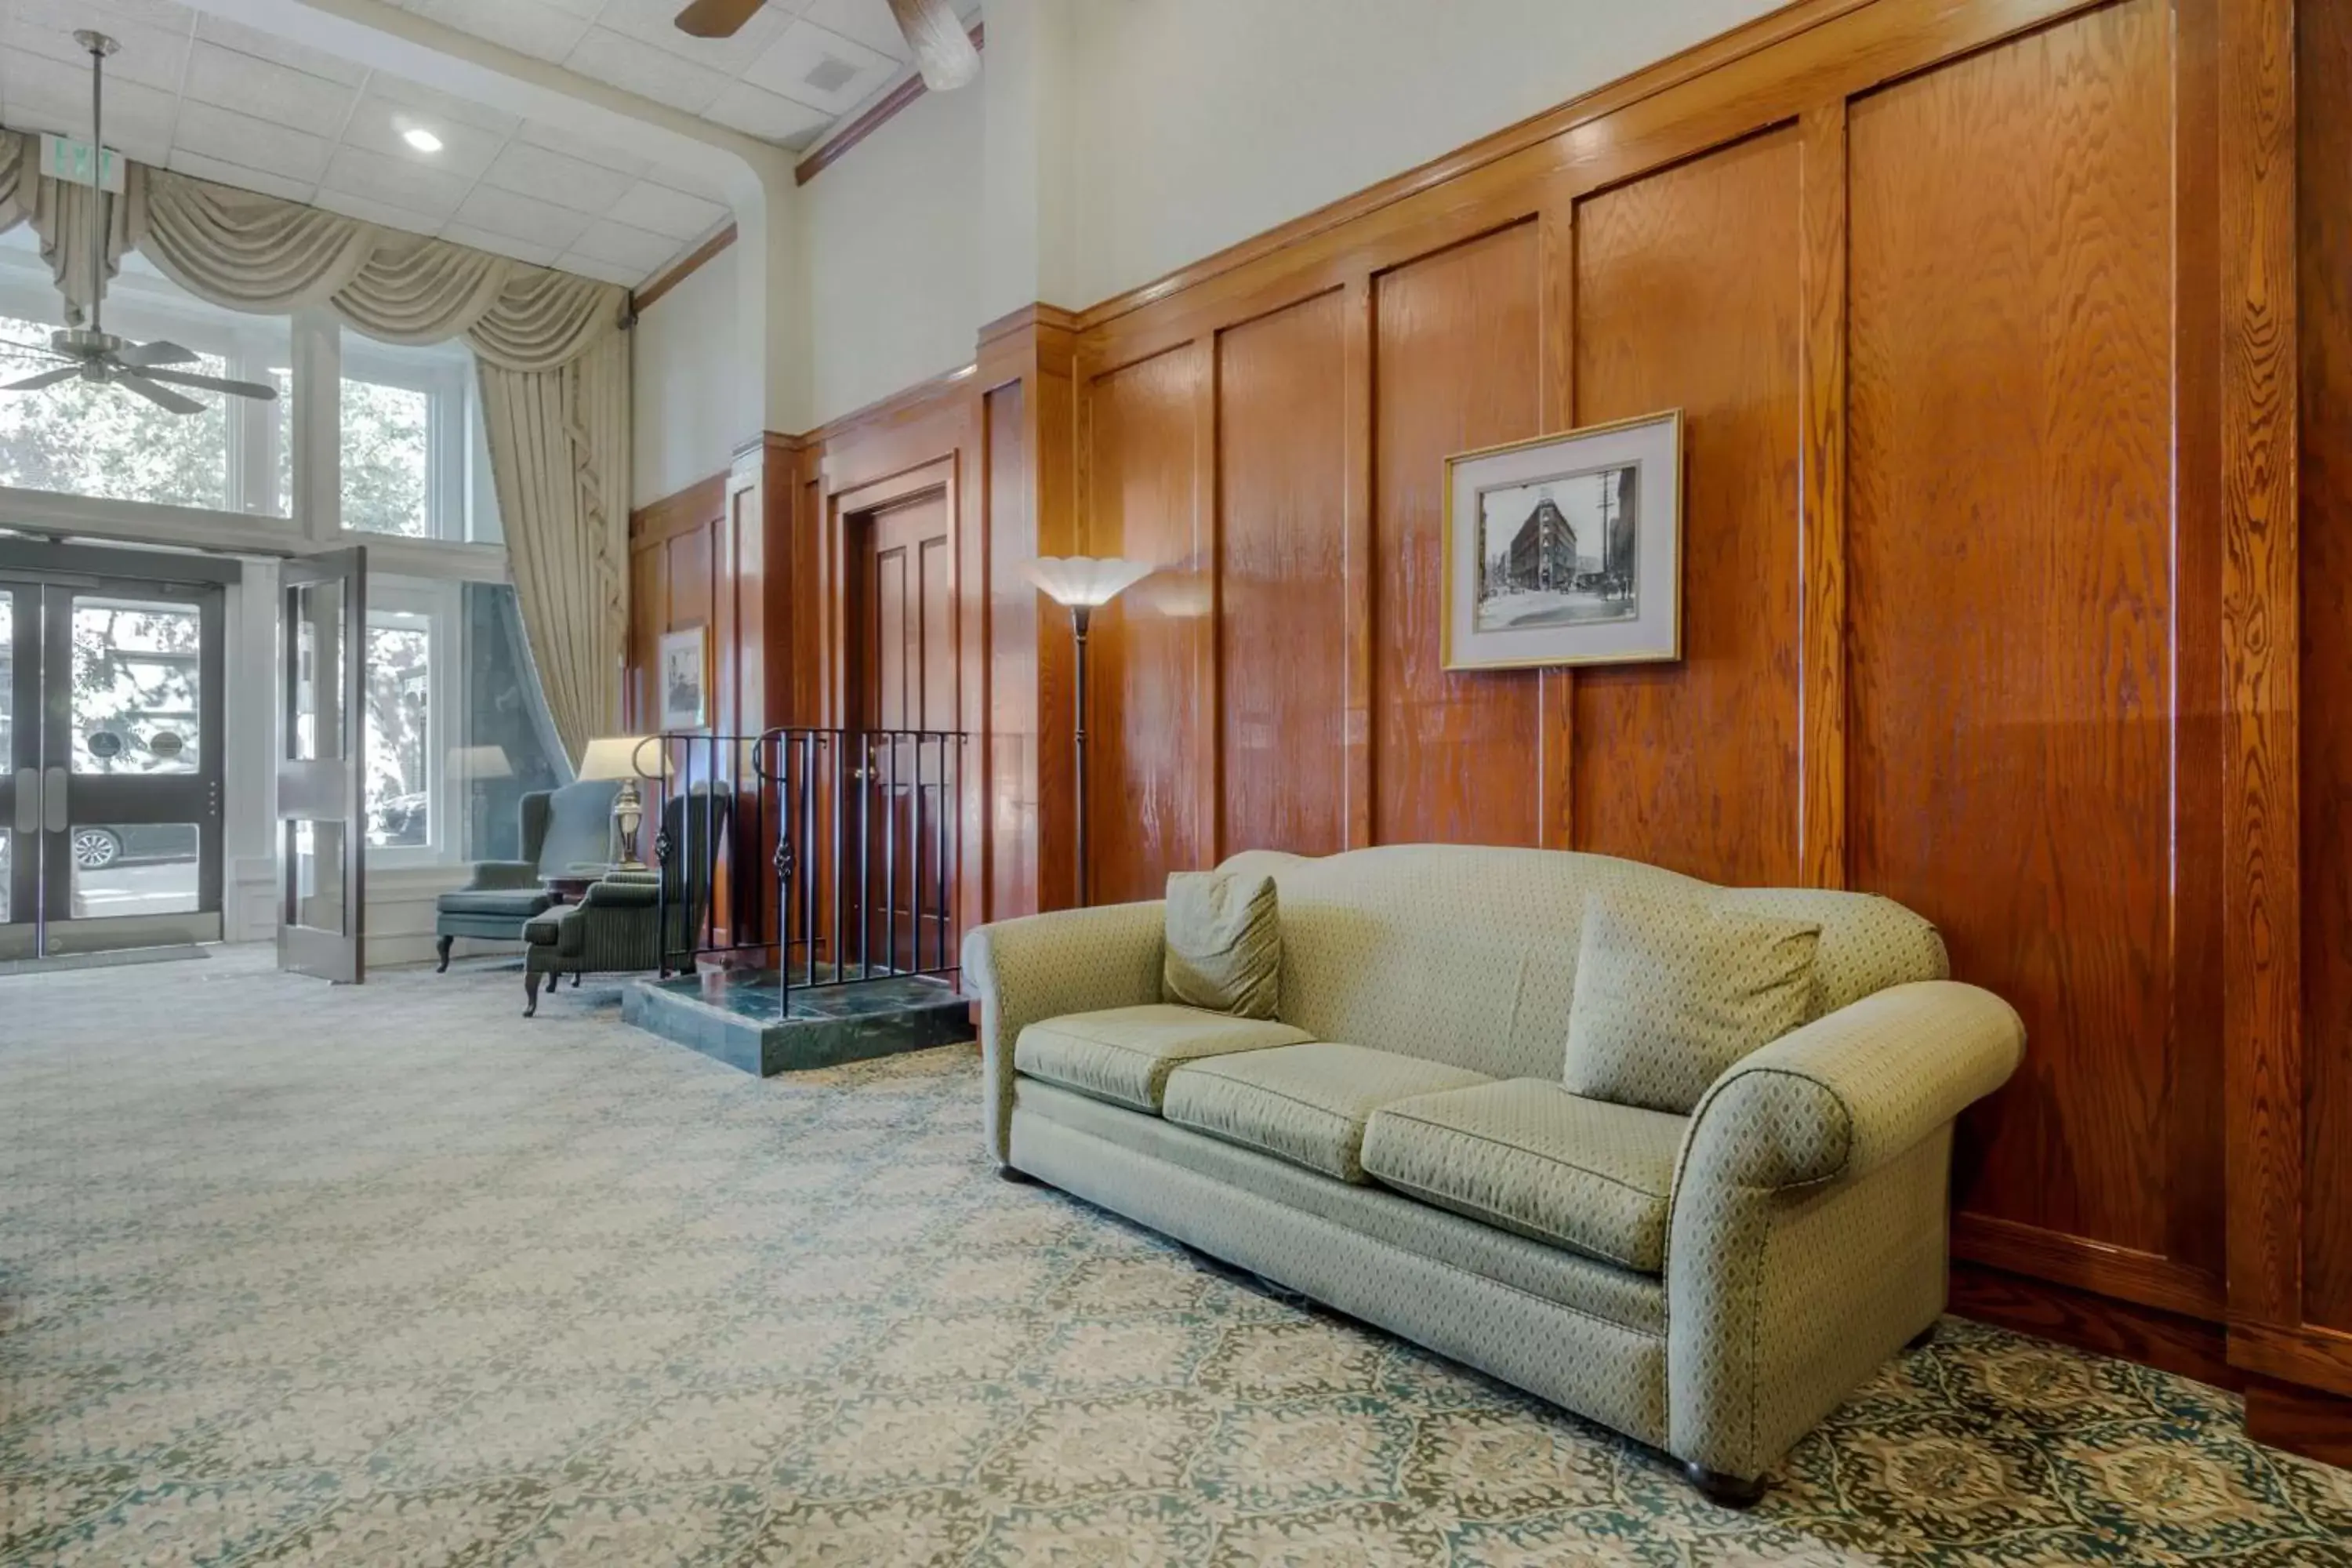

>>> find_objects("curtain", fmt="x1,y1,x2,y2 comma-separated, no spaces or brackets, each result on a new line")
0,127,633,760
478,330,632,764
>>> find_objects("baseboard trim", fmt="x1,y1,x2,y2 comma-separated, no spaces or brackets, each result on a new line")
1948,1258,2239,1391
1951,1211,2224,1320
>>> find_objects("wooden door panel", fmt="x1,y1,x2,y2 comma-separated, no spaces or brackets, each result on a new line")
855,492,955,972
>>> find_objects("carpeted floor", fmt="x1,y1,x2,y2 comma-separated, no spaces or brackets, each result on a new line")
2,949,2348,1566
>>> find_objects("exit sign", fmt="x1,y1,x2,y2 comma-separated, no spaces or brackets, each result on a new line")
39,134,124,194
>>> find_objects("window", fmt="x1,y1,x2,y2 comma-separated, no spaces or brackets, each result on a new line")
0,233,289,517
340,338,499,543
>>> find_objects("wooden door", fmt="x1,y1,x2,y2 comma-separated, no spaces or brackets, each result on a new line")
851,492,955,975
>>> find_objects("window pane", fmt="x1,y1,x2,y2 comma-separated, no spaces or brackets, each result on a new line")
341,376,432,537
71,823,201,917
461,584,566,862
365,617,431,847
0,314,230,509
71,597,204,775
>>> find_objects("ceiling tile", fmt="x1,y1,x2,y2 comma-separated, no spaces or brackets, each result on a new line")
193,15,368,88
551,250,648,289
593,0,790,76
451,183,593,251
341,89,506,180
562,28,728,114
479,140,637,215
165,147,316,205
516,119,649,178
321,144,473,218
5,1,191,94
740,17,897,117
173,100,336,183
439,220,561,269
365,72,523,137
394,0,592,66
2,57,178,158
311,185,441,239
603,180,728,242
180,42,355,139
704,81,829,147
568,216,676,274
797,0,912,64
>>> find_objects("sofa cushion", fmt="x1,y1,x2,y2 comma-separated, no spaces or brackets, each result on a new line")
1562,893,1821,1114
436,887,556,918
1163,869,1282,1018
1361,1080,1685,1273
1014,1005,1312,1112
1162,1043,1490,1183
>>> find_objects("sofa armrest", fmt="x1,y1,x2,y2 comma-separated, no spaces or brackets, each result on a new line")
464,859,541,891
1675,980,2024,1196
961,901,1167,1163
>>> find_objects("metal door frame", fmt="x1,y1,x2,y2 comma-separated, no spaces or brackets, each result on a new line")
277,546,367,984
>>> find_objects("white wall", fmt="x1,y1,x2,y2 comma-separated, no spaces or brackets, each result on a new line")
1064,0,1786,306
632,241,744,507
803,78,985,427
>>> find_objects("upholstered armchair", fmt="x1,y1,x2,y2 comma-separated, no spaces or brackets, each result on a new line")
433,779,622,970
519,787,731,1016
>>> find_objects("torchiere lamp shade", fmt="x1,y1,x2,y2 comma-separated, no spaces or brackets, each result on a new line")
1024,557,1155,608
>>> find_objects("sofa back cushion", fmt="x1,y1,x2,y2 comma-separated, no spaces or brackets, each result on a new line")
1215,845,1947,1082
1559,894,1821,1113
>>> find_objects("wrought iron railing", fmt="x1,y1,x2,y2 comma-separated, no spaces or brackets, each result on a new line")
648,728,967,1017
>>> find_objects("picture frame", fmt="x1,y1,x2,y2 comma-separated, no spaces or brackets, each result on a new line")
1442,409,1684,670
655,624,709,731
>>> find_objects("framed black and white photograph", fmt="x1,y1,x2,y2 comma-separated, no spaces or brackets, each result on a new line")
656,625,708,731
1443,410,1682,670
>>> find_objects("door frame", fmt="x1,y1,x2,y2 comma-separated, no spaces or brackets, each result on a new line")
820,456,961,733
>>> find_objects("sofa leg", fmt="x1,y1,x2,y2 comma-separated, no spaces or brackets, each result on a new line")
996,1164,1039,1185
1907,1319,1939,1351
435,935,453,973
524,971,542,1018
1686,1463,1766,1509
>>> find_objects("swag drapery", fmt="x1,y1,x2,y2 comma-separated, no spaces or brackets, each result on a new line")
0,129,629,764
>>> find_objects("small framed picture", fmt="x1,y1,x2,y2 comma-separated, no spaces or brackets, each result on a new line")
1443,410,1683,670
656,625,708,731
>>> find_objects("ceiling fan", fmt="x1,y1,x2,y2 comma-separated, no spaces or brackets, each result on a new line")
0,31,278,416
675,0,979,91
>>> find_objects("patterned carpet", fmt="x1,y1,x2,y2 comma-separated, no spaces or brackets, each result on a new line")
2,949,2348,1566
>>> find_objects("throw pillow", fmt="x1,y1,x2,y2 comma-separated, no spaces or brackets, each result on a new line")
1163,870,1282,1019
1561,892,1821,1115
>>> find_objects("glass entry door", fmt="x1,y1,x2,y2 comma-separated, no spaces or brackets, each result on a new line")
0,570,227,961
278,547,367,984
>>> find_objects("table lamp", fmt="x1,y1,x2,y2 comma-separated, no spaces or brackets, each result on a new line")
1023,557,1154,906
577,735,673,869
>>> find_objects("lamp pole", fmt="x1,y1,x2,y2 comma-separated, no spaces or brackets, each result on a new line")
1071,603,1091,904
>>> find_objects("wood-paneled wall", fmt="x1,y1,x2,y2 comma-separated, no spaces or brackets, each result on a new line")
631,0,2352,1444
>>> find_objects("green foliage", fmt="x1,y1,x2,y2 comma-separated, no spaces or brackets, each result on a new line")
340,376,429,537
0,322,228,509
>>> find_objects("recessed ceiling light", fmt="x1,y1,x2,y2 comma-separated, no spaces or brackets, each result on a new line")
401,127,444,154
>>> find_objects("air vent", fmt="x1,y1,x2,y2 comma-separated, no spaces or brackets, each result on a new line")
803,55,859,93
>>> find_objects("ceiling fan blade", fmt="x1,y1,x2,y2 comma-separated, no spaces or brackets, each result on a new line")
115,339,198,368
137,366,281,402
675,0,765,38
113,372,207,416
1,366,82,393
887,0,979,89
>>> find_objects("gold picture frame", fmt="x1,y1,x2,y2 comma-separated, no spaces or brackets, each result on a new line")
1441,408,1685,670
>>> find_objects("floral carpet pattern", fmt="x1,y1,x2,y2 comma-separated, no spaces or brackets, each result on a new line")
2,948,2348,1566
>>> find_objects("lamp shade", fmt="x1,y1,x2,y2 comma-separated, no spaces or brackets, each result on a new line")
1025,556,1153,608
576,735,673,782
448,744,513,780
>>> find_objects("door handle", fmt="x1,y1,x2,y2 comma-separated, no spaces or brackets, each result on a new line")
42,767,65,833
11,769,33,834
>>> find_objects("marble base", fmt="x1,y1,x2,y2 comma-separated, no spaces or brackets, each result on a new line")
622,967,974,1076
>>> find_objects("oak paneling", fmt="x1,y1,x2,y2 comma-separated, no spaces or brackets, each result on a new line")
984,378,1041,920
1569,129,1803,885
1846,0,2184,1256
1218,290,1350,858
2299,0,2352,1335
1370,222,1546,846
1085,343,1211,904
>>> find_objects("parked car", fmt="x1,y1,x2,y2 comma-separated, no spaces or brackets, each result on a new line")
71,823,200,870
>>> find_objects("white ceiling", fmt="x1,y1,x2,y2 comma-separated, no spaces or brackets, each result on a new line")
0,0,975,289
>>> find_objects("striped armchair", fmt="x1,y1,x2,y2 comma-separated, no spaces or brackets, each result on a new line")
520,788,731,1016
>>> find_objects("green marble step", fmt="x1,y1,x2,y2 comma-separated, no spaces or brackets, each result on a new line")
622,969,973,1076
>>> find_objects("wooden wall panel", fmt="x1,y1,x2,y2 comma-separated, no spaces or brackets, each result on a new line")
2299,0,2352,1337
1218,289,1350,858
984,378,1041,921
1084,344,1211,904
1370,221,1546,846
1569,129,1804,885
1846,0,2190,1261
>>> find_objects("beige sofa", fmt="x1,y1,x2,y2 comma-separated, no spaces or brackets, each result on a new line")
961,845,2024,1504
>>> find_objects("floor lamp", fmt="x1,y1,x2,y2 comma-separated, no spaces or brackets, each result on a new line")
1025,557,1153,906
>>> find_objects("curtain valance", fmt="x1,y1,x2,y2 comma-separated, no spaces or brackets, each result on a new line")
0,129,624,371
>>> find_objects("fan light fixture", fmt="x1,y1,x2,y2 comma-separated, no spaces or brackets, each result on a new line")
401,127,444,154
